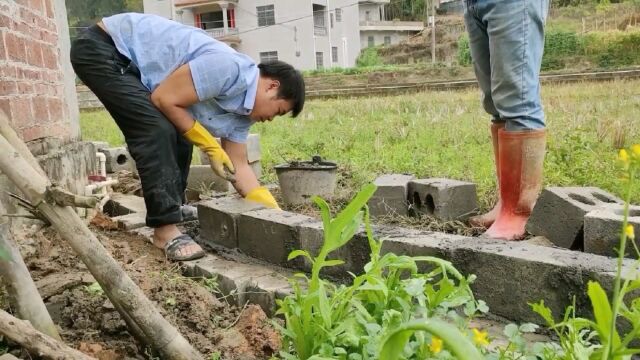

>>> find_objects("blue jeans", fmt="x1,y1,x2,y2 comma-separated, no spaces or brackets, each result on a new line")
464,0,549,131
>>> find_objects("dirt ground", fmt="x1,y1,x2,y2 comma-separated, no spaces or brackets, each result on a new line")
4,213,281,360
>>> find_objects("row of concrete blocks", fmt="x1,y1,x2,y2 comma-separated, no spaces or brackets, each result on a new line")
368,174,478,221
368,174,639,258
197,196,636,324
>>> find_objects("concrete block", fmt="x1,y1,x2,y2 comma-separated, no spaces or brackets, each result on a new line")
368,174,415,217
446,237,632,323
103,193,146,216
27,136,62,156
250,160,262,179
200,133,261,164
98,147,133,173
237,209,313,266
407,178,478,221
584,205,640,257
246,134,261,163
191,255,276,306
90,141,109,153
296,219,352,276
113,212,146,230
245,272,291,317
198,197,265,249
526,187,622,249
186,165,234,193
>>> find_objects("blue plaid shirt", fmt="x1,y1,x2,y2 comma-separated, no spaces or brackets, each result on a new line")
102,13,257,143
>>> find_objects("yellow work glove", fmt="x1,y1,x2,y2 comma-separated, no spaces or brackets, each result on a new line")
183,121,235,182
246,186,280,209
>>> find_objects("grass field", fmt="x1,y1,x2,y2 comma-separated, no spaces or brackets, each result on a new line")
80,79,640,209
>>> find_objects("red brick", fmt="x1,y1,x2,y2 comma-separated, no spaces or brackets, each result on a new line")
41,30,57,44
47,97,63,121
29,0,44,14
34,83,48,95
26,41,42,66
6,32,26,62
44,0,54,19
19,8,37,25
0,65,17,79
0,81,17,96
17,81,33,94
31,96,48,122
0,33,6,60
10,97,33,127
0,99,11,121
40,44,57,69
21,125,44,141
0,14,14,29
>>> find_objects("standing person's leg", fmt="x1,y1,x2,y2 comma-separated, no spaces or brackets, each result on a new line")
479,0,549,240
70,26,204,260
464,0,505,229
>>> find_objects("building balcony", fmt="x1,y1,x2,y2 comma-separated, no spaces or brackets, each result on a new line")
175,0,238,9
205,27,240,45
314,25,327,36
359,20,424,32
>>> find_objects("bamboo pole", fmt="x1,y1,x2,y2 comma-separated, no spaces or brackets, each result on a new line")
0,309,95,360
0,126,202,359
0,221,60,340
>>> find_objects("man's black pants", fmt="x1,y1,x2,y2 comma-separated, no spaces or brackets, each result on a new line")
70,25,192,227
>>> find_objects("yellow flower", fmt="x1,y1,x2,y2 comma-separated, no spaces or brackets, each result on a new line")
472,328,490,346
619,149,630,163
471,328,489,346
430,336,443,354
632,144,640,158
626,224,635,240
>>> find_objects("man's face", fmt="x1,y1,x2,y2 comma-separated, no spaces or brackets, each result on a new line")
249,78,293,122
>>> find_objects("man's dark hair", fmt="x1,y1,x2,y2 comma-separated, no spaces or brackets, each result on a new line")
258,61,305,117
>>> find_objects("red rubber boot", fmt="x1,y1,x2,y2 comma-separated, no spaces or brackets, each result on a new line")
484,128,546,240
469,122,505,229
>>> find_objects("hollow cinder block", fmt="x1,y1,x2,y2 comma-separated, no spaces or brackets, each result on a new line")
237,209,313,267
186,165,234,193
526,187,622,249
198,197,265,249
200,133,261,165
407,178,478,221
98,147,132,173
584,204,640,257
368,174,415,217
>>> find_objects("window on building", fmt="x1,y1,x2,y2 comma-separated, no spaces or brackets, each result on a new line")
330,13,334,28
257,5,275,27
336,8,342,22
368,36,374,47
332,47,338,63
316,52,324,69
259,51,278,63
384,36,391,45
365,10,371,21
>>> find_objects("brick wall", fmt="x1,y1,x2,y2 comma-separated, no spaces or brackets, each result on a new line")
0,0,79,142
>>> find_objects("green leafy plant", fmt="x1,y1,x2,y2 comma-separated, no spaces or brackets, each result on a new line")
276,184,485,359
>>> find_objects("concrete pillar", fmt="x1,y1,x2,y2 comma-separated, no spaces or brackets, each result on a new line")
221,2,229,34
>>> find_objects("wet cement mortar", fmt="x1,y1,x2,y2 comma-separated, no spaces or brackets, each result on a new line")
5,214,281,360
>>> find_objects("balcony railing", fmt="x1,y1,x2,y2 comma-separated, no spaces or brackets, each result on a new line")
314,25,327,36
205,27,239,38
359,20,424,31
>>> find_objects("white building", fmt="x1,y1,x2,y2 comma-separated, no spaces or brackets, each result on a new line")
143,0,424,70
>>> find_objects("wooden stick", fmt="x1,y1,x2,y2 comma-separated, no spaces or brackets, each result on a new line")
0,135,203,359
0,221,60,340
0,309,94,360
